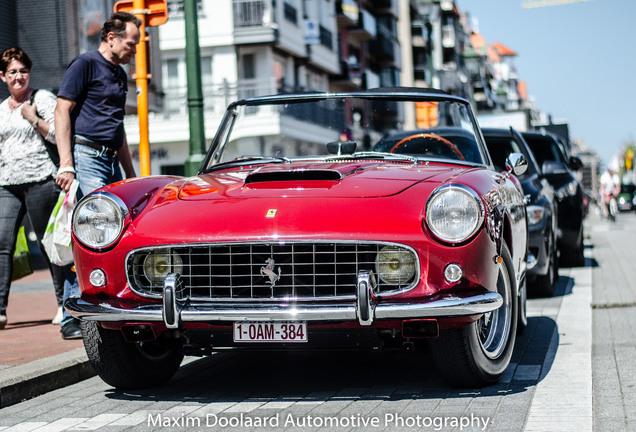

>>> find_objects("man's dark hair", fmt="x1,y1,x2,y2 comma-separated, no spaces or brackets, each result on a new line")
0,46,32,73
101,12,142,42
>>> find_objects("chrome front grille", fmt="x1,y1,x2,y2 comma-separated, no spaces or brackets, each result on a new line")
126,242,418,300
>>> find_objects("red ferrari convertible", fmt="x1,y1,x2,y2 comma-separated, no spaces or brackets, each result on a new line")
67,88,528,389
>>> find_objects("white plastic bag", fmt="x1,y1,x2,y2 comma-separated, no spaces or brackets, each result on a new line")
42,180,79,265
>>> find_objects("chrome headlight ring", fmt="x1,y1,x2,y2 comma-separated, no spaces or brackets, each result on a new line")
72,192,129,250
425,184,485,244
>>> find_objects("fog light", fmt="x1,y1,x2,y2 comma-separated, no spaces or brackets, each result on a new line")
143,249,184,285
444,263,463,283
89,269,106,287
375,246,416,285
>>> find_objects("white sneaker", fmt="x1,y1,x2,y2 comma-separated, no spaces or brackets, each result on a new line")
52,306,63,325
0,314,6,329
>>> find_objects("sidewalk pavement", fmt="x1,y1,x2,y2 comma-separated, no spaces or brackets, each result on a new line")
0,269,95,408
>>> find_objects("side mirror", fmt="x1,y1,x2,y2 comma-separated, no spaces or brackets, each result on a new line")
505,153,528,177
542,160,569,175
569,156,583,171
327,141,357,155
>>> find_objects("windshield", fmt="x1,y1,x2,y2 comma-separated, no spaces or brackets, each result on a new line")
204,93,489,171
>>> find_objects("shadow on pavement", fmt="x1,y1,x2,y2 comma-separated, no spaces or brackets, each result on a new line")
4,319,51,329
104,316,558,404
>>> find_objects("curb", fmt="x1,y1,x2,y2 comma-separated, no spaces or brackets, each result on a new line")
0,348,95,408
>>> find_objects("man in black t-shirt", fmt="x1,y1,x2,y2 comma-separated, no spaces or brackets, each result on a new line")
54,12,140,339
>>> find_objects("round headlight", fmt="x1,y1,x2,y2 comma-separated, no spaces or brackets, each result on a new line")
526,205,545,226
426,184,484,243
375,246,416,285
73,193,127,249
143,250,183,285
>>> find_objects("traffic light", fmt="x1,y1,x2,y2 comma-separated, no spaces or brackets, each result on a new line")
114,0,168,27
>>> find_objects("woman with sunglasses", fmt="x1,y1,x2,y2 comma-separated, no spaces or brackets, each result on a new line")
0,47,68,331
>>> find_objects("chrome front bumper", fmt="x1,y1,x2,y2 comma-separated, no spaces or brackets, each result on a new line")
65,271,502,327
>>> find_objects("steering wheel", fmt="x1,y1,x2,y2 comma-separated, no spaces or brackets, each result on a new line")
389,133,465,161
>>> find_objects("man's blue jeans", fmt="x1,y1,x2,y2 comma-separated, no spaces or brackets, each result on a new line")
61,143,123,326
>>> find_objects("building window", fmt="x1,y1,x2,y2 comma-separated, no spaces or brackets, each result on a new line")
167,0,202,17
201,56,214,112
283,2,298,24
165,58,183,114
241,53,256,79
201,56,213,86
319,25,332,50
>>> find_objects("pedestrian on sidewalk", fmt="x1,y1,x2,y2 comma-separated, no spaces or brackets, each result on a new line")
0,47,70,330
54,11,140,339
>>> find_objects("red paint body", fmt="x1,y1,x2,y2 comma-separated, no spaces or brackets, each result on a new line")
72,160,526,332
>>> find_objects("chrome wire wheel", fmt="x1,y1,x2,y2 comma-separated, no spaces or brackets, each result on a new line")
477,259,512,359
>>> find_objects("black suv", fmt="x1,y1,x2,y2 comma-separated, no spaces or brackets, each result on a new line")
482,128,559,297
522,131,585,267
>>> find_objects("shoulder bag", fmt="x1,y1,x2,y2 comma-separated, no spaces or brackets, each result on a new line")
29,89,60,167
12,226,34,281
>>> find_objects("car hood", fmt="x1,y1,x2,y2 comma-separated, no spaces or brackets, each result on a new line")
178,161,468,200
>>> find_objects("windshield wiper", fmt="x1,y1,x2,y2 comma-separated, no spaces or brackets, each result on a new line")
204,156,291,173
325,151,417,163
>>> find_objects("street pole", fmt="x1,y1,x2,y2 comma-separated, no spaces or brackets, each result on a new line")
183,0,207,176
132,0,151,176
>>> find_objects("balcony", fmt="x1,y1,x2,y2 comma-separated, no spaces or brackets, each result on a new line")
331,59,365,91
440,1,455,12
282,99,345,132
233,0,276,44
335,0,357,27
441,24,455,48
368,26,395,63
348,9,376,42
163,79,278,118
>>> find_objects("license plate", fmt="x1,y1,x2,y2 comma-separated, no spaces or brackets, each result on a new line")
233,322,308,343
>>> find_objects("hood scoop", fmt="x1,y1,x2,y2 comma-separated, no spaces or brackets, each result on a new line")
245,169,343,184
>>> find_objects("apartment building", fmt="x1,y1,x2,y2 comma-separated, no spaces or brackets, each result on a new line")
124,0,410,174
1,0,552,176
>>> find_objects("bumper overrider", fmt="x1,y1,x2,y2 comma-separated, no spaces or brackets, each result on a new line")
65,271,503,328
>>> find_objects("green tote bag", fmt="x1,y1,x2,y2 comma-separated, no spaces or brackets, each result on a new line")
12,226,34,281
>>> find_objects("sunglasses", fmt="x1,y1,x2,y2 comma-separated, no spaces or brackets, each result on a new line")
113,67,126,92
5,69,30,78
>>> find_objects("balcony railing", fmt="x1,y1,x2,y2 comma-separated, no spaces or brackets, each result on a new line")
233,0,269,27
163,79,279,117
369,26,395,62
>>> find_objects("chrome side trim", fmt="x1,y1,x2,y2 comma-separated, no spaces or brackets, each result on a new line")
65,292,503,323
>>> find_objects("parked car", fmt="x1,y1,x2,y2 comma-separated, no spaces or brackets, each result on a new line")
482,128,558,297
522,131,585,267
67,88,528,389
617,183,636,211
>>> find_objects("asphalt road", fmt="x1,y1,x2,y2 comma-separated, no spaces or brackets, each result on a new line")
1,209,634,431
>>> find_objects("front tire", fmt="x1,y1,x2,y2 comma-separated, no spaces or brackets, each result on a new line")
81,321,184,389
429,243,517,387
560,225,585,267
532,232,557,297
